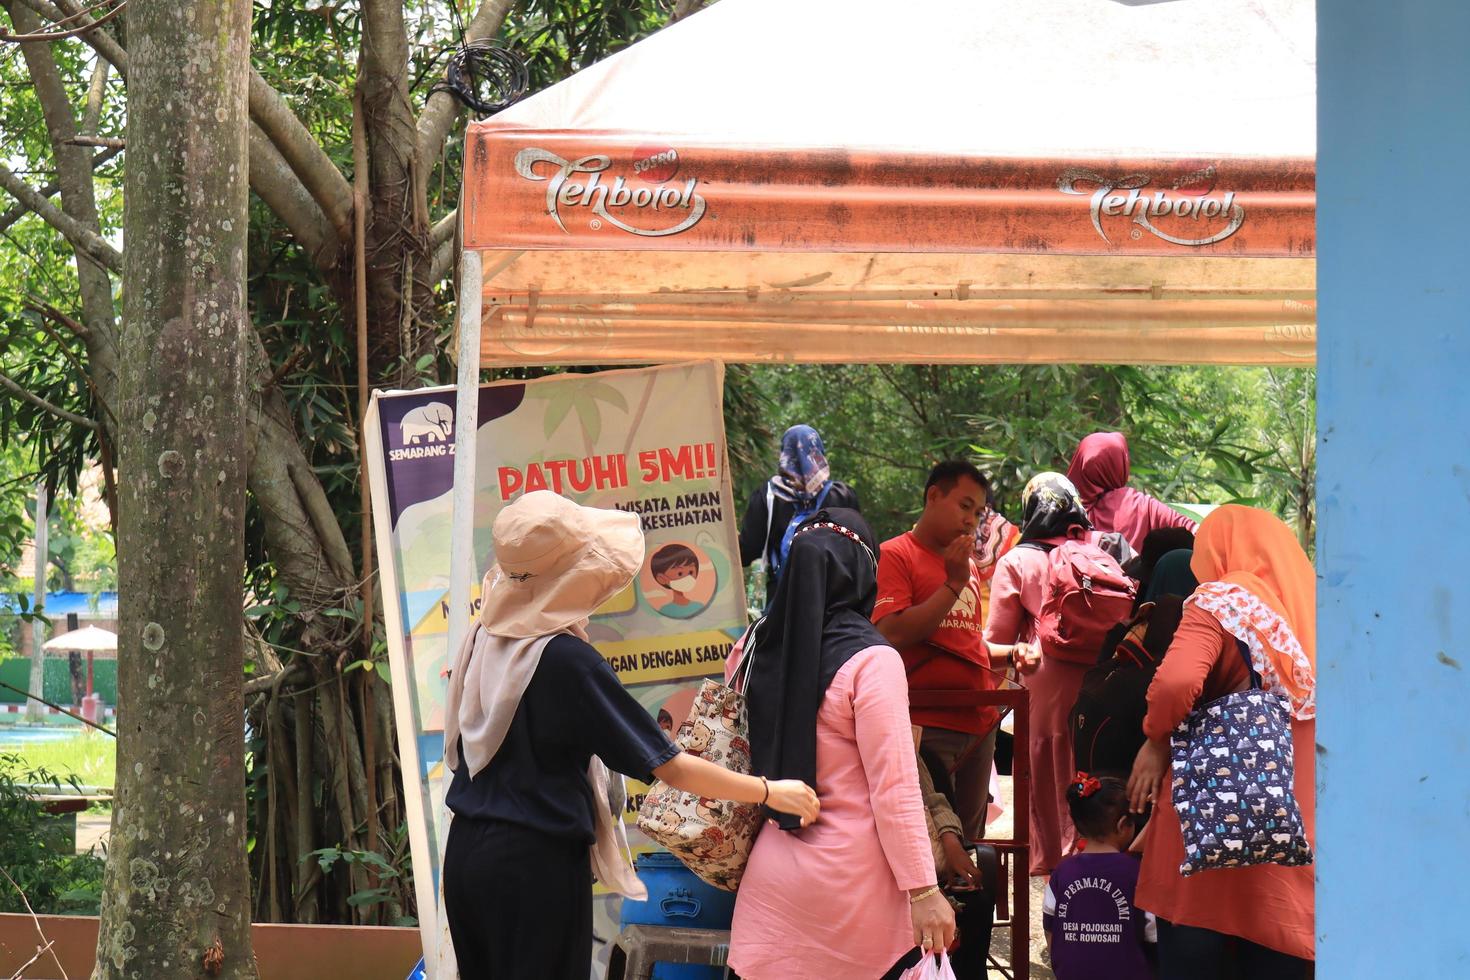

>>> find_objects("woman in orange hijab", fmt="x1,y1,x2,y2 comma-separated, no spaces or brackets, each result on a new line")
1126,505,1315,979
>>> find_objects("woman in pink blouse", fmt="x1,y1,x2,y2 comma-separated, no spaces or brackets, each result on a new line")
730,508,954,980
1067,432,1197,553
984,473,1119,876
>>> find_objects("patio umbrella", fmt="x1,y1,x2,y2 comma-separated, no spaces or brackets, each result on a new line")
42,625,117,699
42,625,118,653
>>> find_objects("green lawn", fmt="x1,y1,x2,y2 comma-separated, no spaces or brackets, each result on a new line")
1,731,117,790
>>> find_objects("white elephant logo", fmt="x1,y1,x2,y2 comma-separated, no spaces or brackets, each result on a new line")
400,402,453,444
951,581,979,620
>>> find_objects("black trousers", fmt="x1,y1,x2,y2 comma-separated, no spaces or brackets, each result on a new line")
1156,920,1312,980
443,817,592,980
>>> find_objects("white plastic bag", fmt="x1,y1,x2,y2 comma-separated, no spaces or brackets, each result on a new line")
899,952,958,980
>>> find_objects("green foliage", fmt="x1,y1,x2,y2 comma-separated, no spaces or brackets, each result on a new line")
0,752,106,915
503,0,673,89
0,456,32,661
41,489,115,594
0,34,121,611
305,823,416,927
0,305,106,514
0,23,123,503
737,364,1316,543
2,730,116,790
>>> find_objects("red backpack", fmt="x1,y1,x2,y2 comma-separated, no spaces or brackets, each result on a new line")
1021,535,1137,664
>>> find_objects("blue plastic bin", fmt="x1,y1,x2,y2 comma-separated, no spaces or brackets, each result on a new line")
618,852,734,980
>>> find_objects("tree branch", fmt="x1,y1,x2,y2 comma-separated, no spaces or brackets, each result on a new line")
263,343,307,391
13,0,128,78
63,135,123,149
245,330,359,605
24,296,88,339
80,56,108,136
247,122,340,268
24,0,353,251
836,440,930,473
0,0,123,41
875,363,933,428
0,143,121,234
431,207,457,248
670,0,707,21
0,369,100,431
414,0,515,170
24,300,119,427
244,665,306,697
428,234,455,288
7,0,121,444
0,161,121,272
248,71,354,242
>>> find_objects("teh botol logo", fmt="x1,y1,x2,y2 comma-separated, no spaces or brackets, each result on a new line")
1057,166,1245,246
390,402,454,462
514,147,708,237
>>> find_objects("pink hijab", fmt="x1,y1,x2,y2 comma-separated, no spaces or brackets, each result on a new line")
1066,432,1196,551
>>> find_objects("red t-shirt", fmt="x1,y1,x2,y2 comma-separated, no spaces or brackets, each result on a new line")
872,532,1000,736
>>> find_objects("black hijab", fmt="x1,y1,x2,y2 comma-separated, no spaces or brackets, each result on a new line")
743,507,884,830
1144,548,1199,604
1018,471,1093,543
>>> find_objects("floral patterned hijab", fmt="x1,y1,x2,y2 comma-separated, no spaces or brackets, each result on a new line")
973,506,1018,579
1018,472,1093,543
1189,505,1316,719
770,424,832,508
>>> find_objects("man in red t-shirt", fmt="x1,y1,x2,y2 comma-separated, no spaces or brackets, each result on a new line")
874,460,1031,841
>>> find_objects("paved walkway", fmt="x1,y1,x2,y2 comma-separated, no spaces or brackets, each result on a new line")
76,811,110,855
984,775,1054,979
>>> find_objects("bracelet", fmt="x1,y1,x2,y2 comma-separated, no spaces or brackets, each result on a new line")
943,581,963,601
909,885,942,904
760,776,769,805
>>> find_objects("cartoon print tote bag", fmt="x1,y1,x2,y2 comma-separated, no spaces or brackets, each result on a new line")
1169,641,1313,876
637,655,762,892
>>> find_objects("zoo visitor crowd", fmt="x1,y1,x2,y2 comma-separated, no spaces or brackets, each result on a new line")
442,425,1316,980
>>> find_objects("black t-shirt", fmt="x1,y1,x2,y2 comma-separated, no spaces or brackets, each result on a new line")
738,479,861,567
446,634,680,844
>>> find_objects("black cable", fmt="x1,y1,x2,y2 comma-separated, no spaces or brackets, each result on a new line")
0,678,116,737
432,40,529,117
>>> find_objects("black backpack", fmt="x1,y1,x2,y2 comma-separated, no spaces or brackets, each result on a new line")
1069,596,1185,777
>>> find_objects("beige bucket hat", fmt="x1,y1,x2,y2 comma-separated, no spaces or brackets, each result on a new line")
477,490,645,638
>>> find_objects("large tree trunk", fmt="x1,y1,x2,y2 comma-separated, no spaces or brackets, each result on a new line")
0,0,527,928
358,0,437,386
96,0,257,977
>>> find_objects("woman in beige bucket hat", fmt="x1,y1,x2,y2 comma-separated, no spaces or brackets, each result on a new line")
442,490,819,980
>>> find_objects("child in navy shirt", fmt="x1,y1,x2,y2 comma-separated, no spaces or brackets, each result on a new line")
1043,773,1156,980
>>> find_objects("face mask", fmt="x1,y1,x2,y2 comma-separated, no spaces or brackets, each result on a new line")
666,575,698,594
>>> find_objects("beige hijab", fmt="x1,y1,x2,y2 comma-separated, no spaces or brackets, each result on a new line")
444,579,646,900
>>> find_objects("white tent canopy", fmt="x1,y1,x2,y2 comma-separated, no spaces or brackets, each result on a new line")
41,625,118,654
489,0,1315,158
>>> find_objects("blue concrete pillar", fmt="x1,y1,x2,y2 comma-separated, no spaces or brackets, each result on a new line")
1317,2,1470,974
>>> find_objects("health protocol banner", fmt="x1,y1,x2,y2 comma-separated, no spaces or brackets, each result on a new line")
365,362,744,975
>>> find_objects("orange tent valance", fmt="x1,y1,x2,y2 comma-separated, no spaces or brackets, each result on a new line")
459,0,1317,366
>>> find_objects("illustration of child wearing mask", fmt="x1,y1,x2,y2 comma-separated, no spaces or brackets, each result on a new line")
649,543,708,619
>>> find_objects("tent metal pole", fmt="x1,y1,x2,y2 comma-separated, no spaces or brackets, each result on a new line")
438,247,482,979
448,249,483,653
448,248,483,660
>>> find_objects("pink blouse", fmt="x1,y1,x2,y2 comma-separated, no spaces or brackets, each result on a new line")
729,646,934,980
983,544,1050,646
983,531,1120,647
